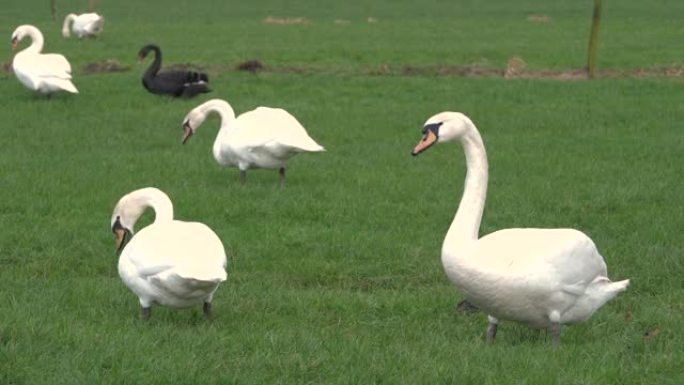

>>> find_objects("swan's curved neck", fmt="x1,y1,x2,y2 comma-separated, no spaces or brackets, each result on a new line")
198,99,237,129
62,14,76,37
144,191,174,224
144,46,162,77
21,27,44,54
443,123,488,254
126,188,174,227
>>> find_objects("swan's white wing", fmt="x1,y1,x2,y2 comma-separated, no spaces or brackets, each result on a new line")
77,13,104,34
15,53,72,79
235,107,324,152
123,220,227,283
470,228,607,286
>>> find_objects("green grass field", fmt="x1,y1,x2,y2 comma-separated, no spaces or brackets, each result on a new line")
1,0,683,384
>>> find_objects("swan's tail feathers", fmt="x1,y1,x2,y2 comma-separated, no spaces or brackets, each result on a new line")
289,135,325,153
56,79,79,93
179,71,211,97
186,71,209,84
609,278,630,294
181,81,211,98
92,17,105,33
586,277,629,310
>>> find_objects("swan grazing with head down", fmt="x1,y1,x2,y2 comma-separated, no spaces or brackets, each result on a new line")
11,25,78,94
182,98,325,186
138,44,210,98
411,112,629,346
62,13,104,38
111,187,227,320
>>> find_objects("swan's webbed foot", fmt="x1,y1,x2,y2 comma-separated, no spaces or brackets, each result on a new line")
239,170,247,185
141,306,151,321
278,167,285,187
203,302,213,319
548,322,561,348
486,315,498,343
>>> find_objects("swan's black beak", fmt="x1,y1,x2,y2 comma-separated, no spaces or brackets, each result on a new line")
411,122,442,156
181,121,193,144
112,217,130,253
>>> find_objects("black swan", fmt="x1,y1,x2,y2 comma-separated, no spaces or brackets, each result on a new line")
137,44,211,98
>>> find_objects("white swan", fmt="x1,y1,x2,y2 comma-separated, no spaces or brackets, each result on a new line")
11,25,78,94
110,187,227,320
181,98,325,186
62,13,104,39
411,112,629,345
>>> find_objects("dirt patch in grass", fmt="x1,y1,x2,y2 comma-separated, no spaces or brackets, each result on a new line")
527,14,551,23
262,16,308,25
82,60,129,74
236,60,265,73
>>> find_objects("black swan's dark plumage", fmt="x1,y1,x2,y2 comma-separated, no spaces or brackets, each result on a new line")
137,44,211,98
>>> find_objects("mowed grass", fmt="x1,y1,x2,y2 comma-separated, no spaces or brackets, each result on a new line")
1,0,684,384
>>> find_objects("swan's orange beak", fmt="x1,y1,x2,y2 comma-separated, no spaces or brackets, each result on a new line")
113,227,128,252
182,122,193,144
11,37,18,50
412,130,437,156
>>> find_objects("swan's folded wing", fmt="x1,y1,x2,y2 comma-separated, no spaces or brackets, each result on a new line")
19,53,73,79
84,16,104,33
236,107,324,151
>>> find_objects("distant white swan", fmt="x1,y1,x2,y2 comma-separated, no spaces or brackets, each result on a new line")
111,187,227,320
11,25,78,94
412,111,629,346
62,13,104,38
182,98,325,185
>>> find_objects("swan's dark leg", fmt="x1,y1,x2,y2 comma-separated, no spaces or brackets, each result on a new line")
141,306,151,321
239,170,247,185
203,302,213,319
279,167,285,187
486,315,498,342
548,322,561,348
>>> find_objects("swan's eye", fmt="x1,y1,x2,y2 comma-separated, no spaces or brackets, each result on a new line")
422,122,443,138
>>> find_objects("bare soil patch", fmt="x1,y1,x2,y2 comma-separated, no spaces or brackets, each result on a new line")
262,16,308,25
527,14,551,23
236,60,265,73
82,60,129,74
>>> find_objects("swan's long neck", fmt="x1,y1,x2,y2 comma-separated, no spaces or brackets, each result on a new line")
123,188,174,230
62,14,76,37
442,123,488,255
22,27,44,54
197,99,236,127
143,190,174,224
144,46,162,77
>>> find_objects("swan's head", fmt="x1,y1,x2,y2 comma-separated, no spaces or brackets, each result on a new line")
181,108,207,144
137,44,158,64
180,99,235,144
110,194,146,252
411,112,472,156
110,202,143,253
10,25,29,49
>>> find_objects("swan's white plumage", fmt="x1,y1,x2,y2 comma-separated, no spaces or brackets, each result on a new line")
62,13,104,38
183,99,324,175
413,112,629,340
111,188,227,312
11,25,78,94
